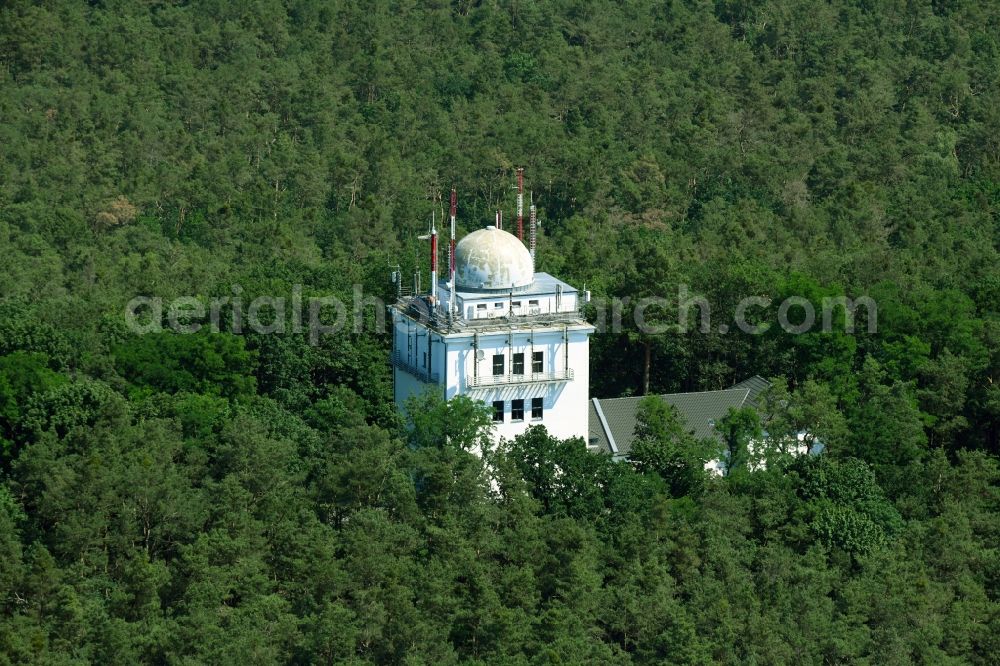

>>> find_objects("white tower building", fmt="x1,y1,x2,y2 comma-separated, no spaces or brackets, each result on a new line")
391,222,594,443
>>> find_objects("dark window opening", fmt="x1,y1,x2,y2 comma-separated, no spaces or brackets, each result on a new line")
492,400,504,422
512,352,524,374
531,398,543,419
492,354,504,375
512,399,524,421
532,351,543,373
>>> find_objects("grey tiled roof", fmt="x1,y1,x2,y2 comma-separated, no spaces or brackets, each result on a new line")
729,375,771,408
588,377,770,459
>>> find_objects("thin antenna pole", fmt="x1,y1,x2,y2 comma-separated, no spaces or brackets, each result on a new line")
516,167,524,242
430,211,438,303
449,188,457,317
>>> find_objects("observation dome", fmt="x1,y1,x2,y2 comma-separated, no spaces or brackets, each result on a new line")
455,225,534,290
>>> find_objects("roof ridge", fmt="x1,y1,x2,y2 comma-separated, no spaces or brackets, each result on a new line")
730,375,770,388
735,387,751,408
597,387,751,402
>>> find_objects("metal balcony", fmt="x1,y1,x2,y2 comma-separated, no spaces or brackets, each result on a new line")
390,352,439,384
467,368,574,388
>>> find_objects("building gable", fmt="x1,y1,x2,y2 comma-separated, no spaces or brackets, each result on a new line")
589,377,770,459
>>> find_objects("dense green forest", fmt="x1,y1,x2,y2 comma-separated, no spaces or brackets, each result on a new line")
1,0,998,662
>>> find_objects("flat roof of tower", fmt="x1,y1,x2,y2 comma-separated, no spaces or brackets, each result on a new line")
440,272,580,298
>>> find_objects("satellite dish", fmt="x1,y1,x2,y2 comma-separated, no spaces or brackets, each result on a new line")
476,350,485,361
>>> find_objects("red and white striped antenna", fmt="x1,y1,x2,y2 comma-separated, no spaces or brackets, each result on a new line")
418,211,438,304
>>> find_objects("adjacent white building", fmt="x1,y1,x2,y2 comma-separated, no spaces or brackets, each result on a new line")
391,224,594,443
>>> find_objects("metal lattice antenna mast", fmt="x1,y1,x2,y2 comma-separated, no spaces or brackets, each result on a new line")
516,167,524,242
529,191,537,268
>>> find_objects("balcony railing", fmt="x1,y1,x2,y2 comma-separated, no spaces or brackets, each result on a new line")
467,310,584,327
390,351,439,383
393,299,586,332
467,368,574,388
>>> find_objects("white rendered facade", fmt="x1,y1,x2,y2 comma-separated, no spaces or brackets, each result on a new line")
391,226,594,443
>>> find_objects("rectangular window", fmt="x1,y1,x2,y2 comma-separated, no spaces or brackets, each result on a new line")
512,399,524,421
476,303,487,310
494,302,504,309
532,351,543,373
492,354,504,376
511,301,521,309
528,299,539,306
512,352,524,375
531,397,543,420
492,400,504,422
